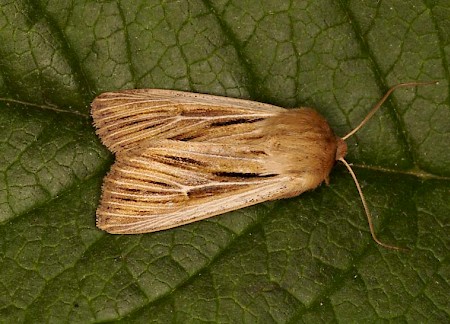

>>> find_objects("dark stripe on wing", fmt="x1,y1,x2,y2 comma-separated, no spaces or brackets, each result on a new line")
211,118,265,127
213,172,276,178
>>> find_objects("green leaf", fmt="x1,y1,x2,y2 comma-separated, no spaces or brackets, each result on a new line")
0,0,448,322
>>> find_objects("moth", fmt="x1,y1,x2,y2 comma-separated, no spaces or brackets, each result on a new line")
91,81,436,249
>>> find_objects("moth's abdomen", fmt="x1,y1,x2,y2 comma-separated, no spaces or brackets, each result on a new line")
263,109,341,193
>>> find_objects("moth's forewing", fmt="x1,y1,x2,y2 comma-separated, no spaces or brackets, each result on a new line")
91,89,284,152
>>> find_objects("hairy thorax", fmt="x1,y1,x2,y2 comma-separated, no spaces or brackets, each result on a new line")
262,108,347,189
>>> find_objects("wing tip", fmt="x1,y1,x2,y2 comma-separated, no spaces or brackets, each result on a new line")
96,212,130,235
96,209,152,235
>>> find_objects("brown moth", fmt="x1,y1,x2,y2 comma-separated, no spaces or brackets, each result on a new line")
91,81,436,249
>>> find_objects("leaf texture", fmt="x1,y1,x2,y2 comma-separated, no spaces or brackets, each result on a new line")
0,0,448,323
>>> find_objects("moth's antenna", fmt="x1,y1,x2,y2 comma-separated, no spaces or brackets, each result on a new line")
339,158,406,251
342,81,438,140
338,81,438,249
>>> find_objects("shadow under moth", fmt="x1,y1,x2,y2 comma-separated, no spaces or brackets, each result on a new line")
91,81,437,250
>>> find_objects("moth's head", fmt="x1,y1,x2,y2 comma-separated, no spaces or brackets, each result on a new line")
335,137,347,161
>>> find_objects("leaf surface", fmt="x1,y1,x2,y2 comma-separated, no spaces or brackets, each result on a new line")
0,0,449,322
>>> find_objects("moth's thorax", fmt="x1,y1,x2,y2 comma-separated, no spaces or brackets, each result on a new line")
262,108,339,190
